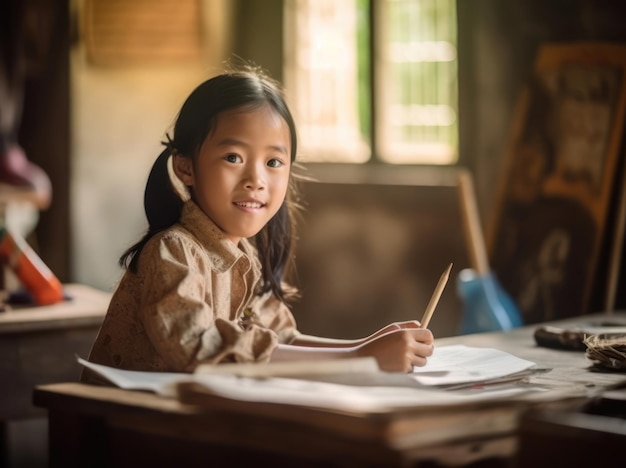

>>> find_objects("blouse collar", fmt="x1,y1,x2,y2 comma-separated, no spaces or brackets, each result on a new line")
179,200,261,274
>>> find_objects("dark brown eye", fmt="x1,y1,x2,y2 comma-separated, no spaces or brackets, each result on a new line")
225,154,242,163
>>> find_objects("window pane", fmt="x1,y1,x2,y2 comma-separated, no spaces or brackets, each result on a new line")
284,0,370,163
284,0,458,165
376,0,458,164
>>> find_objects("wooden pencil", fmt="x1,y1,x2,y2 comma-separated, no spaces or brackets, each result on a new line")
420,263,453,328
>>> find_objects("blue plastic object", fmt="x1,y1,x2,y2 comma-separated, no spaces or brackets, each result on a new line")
456,268,524,334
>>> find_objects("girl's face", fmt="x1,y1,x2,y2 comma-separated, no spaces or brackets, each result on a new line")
174,104,292,245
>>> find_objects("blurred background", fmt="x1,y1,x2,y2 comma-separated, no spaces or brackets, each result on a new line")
4,0,626,338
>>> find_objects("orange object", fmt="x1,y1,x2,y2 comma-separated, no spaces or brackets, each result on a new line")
0,226,64,305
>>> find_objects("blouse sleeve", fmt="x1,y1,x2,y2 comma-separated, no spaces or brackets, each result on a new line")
248,289,300,344
137,234,280,372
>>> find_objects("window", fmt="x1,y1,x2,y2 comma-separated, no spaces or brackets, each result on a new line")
284,0,458,165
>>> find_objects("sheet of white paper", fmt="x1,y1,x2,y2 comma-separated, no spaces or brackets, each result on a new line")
78,357,189,397
411,345,536,386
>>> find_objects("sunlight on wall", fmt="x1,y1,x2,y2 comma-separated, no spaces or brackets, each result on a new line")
70,0,232,291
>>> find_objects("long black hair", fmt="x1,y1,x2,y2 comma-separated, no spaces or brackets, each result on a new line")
119,65,301,304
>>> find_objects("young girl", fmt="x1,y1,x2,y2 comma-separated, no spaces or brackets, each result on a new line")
83,66,434,381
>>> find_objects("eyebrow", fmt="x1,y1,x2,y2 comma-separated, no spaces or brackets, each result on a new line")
217,137,288,155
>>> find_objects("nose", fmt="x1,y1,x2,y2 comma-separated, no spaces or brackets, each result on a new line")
243,162,266,191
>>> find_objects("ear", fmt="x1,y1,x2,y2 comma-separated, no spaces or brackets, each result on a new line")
172,154,194,186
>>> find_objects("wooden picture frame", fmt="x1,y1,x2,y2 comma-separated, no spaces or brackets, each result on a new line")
487,42,626,323
84,0,203,66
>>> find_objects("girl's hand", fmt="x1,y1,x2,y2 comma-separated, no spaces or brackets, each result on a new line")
355,328,434,373
365,320,422,342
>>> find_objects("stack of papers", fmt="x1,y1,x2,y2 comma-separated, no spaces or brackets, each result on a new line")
410,344,538,388
78,344,545,410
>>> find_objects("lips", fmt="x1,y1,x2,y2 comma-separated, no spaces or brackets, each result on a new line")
234,200,265,209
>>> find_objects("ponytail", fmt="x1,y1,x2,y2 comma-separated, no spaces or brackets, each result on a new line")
118,148,183,272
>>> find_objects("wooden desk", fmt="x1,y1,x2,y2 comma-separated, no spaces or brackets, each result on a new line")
33,313,626,468
1,283,110,421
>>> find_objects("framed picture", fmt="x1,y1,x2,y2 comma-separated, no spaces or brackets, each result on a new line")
487,42,626,323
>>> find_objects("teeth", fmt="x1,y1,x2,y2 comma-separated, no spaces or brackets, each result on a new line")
236,202,263,208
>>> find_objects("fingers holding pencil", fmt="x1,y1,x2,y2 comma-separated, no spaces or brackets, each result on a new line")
357,326,434,372
358,263,450,372
398,263,451,368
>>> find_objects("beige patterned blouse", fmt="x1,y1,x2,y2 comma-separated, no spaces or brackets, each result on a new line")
82,200,299,380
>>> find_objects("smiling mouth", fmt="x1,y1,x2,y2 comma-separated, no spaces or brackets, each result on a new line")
234,201,265,209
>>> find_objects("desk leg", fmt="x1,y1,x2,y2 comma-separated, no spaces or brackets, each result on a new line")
48,410,109,468
0,422,7,468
